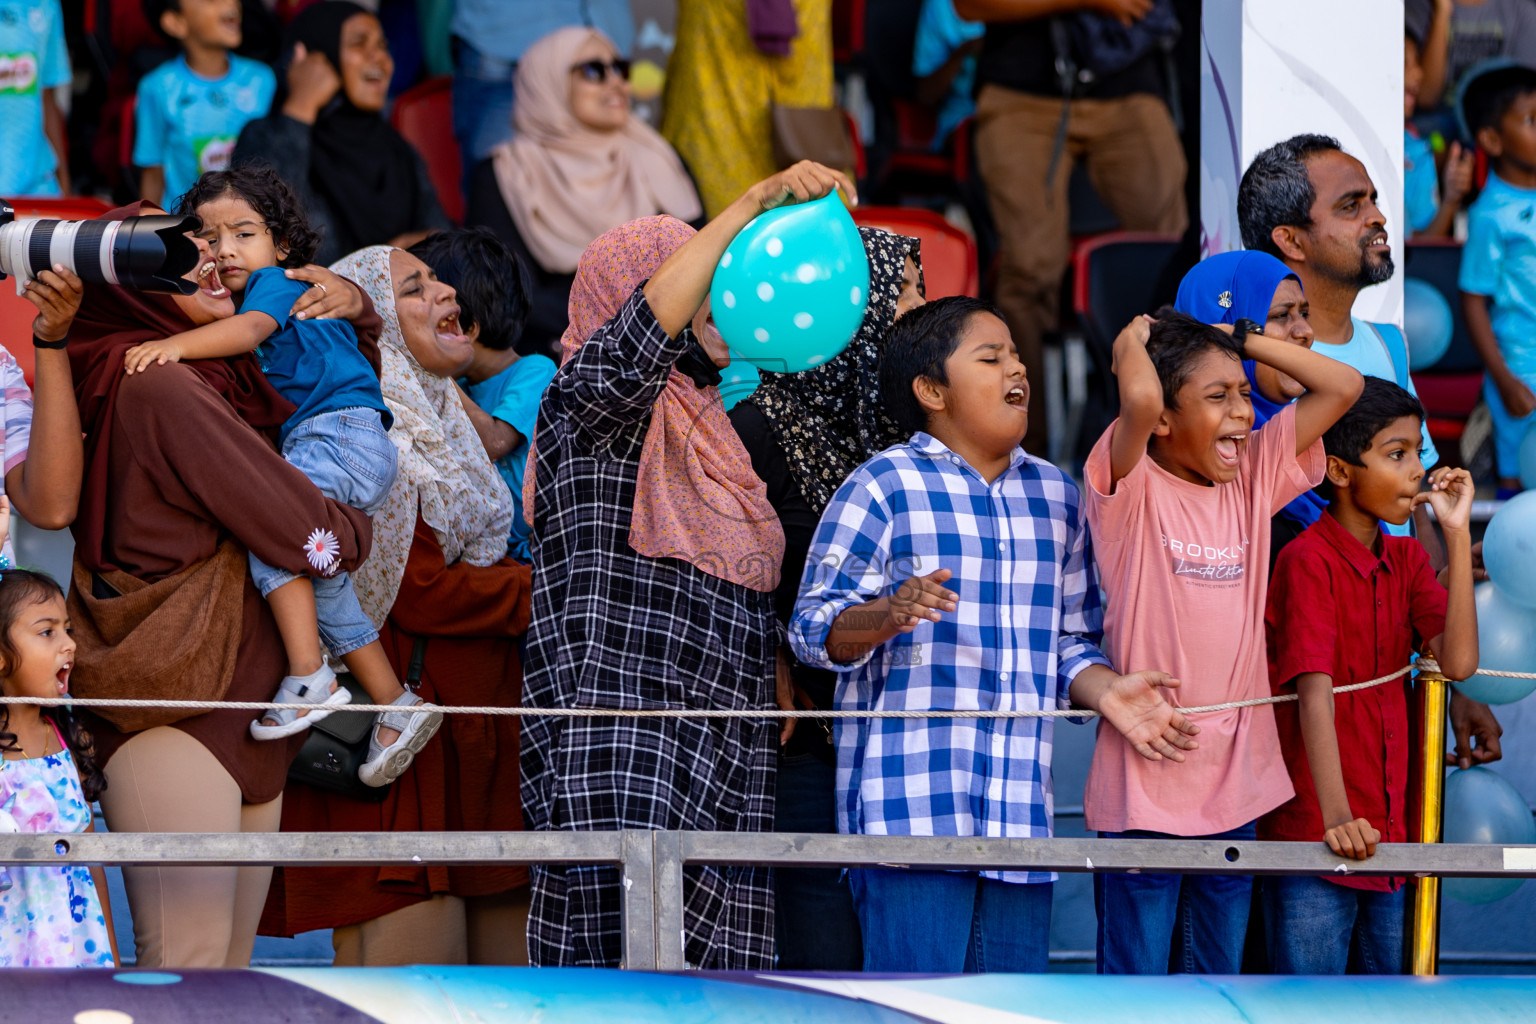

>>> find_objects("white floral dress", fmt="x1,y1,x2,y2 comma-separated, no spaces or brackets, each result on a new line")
0,736,114,967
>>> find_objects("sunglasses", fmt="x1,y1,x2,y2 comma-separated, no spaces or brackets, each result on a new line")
570,58,631,83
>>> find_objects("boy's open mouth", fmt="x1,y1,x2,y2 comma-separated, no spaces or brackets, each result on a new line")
1004,386,1026,406
1215,433,1247,466
196,260,229,299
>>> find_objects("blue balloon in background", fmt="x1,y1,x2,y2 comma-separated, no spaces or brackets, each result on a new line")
1403,276,1454,370
1443,767,1536,904
718,357,760,412
710,191,869,375
1520,423,1536,492
1483,491,1536,609
1453,583,1536,705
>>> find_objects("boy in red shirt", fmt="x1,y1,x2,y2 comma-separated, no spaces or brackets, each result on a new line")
1260,377,1479,973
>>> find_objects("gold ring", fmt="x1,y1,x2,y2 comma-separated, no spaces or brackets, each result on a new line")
315,283,327,296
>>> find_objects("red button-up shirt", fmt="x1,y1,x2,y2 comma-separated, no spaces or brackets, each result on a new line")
1258,513,1447,891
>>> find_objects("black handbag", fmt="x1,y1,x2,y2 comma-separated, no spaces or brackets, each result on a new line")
286,637,428,803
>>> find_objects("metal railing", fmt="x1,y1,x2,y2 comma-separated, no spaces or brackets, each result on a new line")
10,830,1535,971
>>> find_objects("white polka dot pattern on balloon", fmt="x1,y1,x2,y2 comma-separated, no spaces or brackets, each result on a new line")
754,328,770,342
794,312,813,329
722,290,736,309
720,251,732,268
765,238,784,257
850,286,862,304
796,263,818,284
757,282,774,302
807,354,825,365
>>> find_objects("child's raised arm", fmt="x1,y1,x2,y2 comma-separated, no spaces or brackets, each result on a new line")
1423,466,1479,681
1242,327,1364,454
1108,315,1163,489
1294,670,1380,860
122,310,280,375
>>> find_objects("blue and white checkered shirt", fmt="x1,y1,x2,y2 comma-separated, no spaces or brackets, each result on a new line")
789,434,1111,883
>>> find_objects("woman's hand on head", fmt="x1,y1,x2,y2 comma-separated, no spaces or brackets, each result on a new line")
287,265,364,321
22,265,83,344
744,161,858,216
283,43,342,124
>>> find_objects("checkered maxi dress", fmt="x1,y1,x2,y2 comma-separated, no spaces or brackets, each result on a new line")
520,289,777,968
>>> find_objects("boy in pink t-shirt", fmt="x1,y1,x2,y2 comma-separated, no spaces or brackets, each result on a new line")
1083,309,1362,975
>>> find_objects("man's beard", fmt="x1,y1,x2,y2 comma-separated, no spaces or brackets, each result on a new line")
1355,249,1395,287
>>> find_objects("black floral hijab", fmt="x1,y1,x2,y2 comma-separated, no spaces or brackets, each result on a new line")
747,227,923,516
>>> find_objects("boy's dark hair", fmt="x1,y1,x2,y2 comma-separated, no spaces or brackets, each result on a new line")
408,228,531,353
1237,133,1344,256
878,295,1003,436
1462,65,1536,137
176,165,321,268
0,570,106,802
1323,375,1425,466
1145,307,1245,410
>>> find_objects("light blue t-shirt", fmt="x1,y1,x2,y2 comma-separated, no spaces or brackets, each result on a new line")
0,0,69,196
450,0,635,63
133,54,276,206
912,0,984,150
1404,128,1439,235
464,353,558,562
1460,170,1536,381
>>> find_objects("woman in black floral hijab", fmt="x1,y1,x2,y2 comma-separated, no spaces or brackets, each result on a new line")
727,226,924,971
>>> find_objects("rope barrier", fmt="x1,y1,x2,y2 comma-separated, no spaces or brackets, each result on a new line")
2,659,1516,719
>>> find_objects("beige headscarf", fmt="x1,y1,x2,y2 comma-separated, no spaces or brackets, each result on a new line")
331,246,515,628
491,26,703,274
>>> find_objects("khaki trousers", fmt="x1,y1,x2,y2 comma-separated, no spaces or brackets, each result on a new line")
973,85,1188,455
98,726,282,968
332,889,532,967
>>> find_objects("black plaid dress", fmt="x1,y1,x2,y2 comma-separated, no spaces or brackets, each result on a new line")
521,288,777,969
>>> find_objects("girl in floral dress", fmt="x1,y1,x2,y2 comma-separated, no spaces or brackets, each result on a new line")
0,564,117,967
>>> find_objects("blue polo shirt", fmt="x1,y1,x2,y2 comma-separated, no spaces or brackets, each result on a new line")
465,353,557,561
1460,169,1536,382
134,54,275,205
912,0,984,150
241,267,391,444
0,0,69,196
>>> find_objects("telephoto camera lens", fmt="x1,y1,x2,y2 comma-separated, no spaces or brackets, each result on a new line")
0,200,201,295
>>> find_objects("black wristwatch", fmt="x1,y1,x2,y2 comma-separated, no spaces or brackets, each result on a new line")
32,333,67,350
1230,318,1262,358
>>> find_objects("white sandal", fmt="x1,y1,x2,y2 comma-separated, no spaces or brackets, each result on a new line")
249,665,351,741
357,693,443,787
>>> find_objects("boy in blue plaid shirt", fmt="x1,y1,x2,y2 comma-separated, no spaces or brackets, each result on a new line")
789,297,1196,974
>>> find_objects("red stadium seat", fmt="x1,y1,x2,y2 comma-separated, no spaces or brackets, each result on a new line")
851,205,978,298
390,76,464,225
832,0,866,65
0,198,113,386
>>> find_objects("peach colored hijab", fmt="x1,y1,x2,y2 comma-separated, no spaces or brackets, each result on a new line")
492,27,703,274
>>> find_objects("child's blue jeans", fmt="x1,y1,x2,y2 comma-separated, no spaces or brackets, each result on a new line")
849,866,1052,973
1263,874,1405,974
248,408,398,659
1094,821,1256,974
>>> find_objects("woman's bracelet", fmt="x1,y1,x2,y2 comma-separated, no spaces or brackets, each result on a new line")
32,333,67,350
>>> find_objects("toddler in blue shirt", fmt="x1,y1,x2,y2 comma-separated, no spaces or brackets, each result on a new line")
122,167,441,788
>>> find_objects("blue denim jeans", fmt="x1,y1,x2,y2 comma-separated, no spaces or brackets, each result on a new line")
1263,875,1405,974
451,36,516,176
249,408,398,658
850,867,1052,973
772,753,862,970
1095,821,1256,975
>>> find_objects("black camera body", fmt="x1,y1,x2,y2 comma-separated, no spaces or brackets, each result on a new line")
0,201,201,295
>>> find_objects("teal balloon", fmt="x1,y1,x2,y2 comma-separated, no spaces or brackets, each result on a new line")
710,191,869,374
1453,583,1536,705
1443,766,1536,904
1403,277,1454,370
1483,491,1536,609
718,357,760,412
1520,422,1536,491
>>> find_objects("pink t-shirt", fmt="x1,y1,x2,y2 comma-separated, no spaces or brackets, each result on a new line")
1081,403,1325,835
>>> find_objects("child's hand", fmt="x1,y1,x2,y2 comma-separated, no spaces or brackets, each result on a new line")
1110,315,1153,376
1495,372,1536,419
1441,141,1475,205
1098,670,1199,762
287,266,363,321
1419,466,1474,533
0,495,12,554
1323,817,1380,860
21,265,83,344
887,568,956,633
122,339,183,375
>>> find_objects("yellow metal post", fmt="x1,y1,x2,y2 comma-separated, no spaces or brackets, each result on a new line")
1411,668,1448,976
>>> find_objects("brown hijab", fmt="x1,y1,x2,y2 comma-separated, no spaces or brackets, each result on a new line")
67,202,294,572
